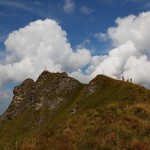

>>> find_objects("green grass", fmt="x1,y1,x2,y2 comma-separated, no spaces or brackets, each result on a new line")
0,73,150,149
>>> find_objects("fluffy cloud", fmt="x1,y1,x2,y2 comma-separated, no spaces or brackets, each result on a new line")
90,11,150,87
123,55,150,86
89,41,137,78
0,19,91,88
108,13,150,53
2,12,150,87
63,0,75,14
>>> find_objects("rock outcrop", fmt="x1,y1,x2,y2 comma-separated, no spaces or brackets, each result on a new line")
4,78,34,119
3,71,82,119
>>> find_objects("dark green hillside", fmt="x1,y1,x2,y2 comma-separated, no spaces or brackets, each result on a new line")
0,72,150,150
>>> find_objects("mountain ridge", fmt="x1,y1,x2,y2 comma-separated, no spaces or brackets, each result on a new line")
0,71,150,150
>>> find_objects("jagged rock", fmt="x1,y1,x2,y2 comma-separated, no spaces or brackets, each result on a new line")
30,71,80,107
13,95,23,104
35,103,43,110
49,97,64,110
69,104,78,114
3,71,81,120
83,82,96,96
62,72,68,78
56,78,80,93
3,78,34,119
36,71,49,83
22,78,34,86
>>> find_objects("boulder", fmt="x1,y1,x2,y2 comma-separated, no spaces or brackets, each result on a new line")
62,72,68,78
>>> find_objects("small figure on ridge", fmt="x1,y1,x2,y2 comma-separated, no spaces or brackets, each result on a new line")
122,75,125,81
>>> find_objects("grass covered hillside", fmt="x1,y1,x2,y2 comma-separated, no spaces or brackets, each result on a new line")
0,72,150,150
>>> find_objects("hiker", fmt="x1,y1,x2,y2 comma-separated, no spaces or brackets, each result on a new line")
130,78,132,83
122,75,125,81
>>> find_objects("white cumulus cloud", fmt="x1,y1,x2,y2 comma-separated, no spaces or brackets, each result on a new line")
0,19,91,88
90,11,150,87
108,12,150,53
1,12,150,88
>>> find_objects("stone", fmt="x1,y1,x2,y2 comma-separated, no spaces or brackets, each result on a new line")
35,103,43,110
2,71,81,120
62,72,68,78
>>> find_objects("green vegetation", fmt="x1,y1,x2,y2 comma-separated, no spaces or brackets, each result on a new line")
0,72,150,150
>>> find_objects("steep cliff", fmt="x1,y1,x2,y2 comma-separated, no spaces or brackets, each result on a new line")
3,71,83,120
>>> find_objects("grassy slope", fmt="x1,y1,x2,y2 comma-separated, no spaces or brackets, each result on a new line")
0,72,84,149
0,75,150,150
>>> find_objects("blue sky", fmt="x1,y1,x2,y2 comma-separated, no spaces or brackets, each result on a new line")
0,0,149,53
0,0,150,114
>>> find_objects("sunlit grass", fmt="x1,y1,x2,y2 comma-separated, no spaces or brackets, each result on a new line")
0,74,150,149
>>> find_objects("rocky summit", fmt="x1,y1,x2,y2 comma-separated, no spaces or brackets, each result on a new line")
0,71,150,150
3,71,82,120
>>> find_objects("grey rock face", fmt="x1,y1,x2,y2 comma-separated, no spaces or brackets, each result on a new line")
4,78,34,119
30,72,80,105
3,71,82,119
83,82,96,96
62,72,68,78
